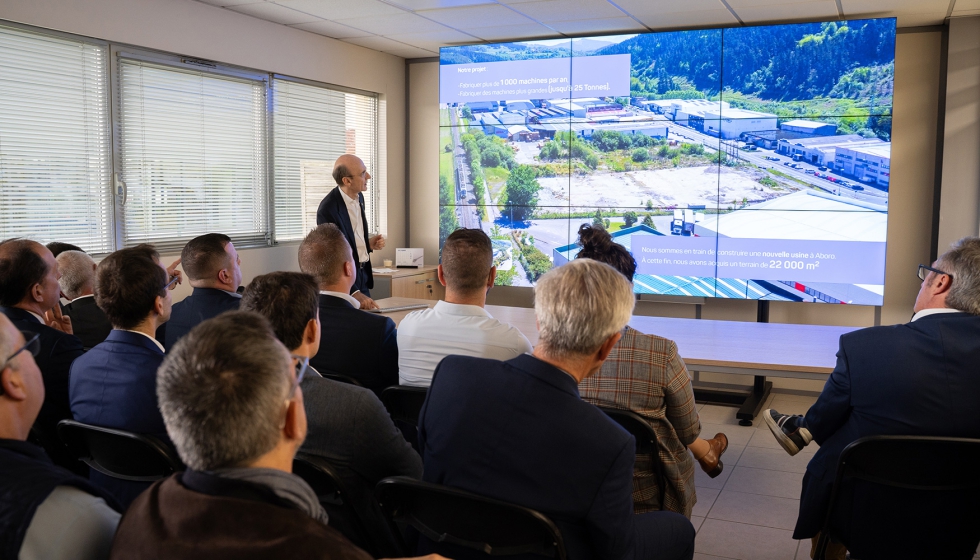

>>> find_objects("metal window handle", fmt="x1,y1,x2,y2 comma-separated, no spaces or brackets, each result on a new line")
114,173,127,205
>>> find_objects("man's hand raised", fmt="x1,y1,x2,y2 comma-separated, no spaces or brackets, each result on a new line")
45,304,74,335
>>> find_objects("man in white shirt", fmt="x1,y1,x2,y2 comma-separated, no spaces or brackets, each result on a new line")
398,228,532,387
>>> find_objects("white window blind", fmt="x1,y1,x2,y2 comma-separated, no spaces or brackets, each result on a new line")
117,59,268,251
272,78,381,242
0,25,112,253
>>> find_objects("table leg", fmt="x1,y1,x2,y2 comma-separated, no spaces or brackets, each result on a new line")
735,376,772,426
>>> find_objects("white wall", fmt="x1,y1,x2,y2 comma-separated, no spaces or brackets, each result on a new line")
0,0,407,300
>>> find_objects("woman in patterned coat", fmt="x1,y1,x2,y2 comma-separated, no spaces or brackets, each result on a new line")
576,224,728,519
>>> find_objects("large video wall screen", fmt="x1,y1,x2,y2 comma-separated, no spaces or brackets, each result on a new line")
439,18,895,305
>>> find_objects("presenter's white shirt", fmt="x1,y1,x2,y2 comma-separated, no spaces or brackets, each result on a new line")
338,187,370,264
397,300,533,387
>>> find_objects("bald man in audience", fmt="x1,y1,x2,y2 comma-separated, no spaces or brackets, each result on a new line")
316,154,385,310
0,238,84,471
398,228,531,387
0,313,120,560
57,250,112,349
298,224,398,398
162,233,241,350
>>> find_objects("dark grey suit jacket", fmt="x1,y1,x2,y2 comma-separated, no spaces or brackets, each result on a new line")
63,296,112,350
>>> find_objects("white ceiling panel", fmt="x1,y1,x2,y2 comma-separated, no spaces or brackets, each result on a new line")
634,8,740,29
952,8,980,15
511,0,628,22
841,0,948,13
735,1,840,22
612,0,729,15
386,29,481,50
548,16,646,33
466,22,561,40
289,19,375,37
952,0,980,10
276,0,407,20
227,2,321,24
344,35,438,57
894,12,948,25
416,4,541,28
385,0,496,9
331,12,453,35
195,0,263,7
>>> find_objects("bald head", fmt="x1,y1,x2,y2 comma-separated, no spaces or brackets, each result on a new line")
0,239,61,312
332,154,371,196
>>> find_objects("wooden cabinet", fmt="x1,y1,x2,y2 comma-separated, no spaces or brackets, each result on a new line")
375,265,444,301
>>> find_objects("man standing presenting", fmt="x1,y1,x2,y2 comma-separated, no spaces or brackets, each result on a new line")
317,154,384,311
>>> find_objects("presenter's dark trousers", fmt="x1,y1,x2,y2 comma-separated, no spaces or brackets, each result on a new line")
634,510,696,560
354,261,372,297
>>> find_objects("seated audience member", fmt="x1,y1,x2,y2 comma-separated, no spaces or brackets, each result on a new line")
298,224,397,397
111,311,444,560
0,238,84,470
419,259,696,560
0,313,120,560
764,237,980,560
46,241,84,257
57,250,112,349
397,228,532,387
575,225,727,518
69,244,175,508
241,272,422,548
162,233,241,350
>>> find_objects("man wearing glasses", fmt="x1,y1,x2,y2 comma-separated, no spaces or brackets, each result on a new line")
0,313,122,560
69,244,177,509
316,154,386,311
0,238,85,471
763,237,980,560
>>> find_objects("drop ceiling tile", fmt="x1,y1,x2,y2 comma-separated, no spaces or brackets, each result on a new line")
276,0,408,20
332,12,452,35
195,0,262,7
386,29,481,50
416,4,540,28
841,0,947,12
289,19,374,38
613,0,728,15
510,0,628,22
633,8,740,29
465,22,561,40
344,35,437,57
895,12,948,25
227,2,322,24
952,9,980,16
953,0,980,11
548,16,645,34
734,1,840,22
385,0,496,10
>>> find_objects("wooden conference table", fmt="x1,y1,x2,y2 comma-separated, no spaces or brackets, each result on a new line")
375,297,859,425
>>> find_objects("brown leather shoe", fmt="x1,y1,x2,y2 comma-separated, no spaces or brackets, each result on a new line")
697,433,729,478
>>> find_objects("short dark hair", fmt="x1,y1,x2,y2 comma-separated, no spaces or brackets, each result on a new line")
95,244,167,330
240,272,319,351
181,233,232,282
298,224,352,286
332,162,351,185
0,239,48,307
575,224,637,282
441,229,493,293
158,311,290,470
46,242,84,257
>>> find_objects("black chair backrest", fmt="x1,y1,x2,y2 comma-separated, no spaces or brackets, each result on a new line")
597,406,666,507
376,476,567,559
322,373,363,387
816,435,980,560
57,420,183,482
381,386,428,426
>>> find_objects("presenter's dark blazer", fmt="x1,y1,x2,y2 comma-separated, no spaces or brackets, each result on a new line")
69,329,170,508
796,312,980,550
63,296,112,350
163,287,241,351
0,306,84,469
316,186,373,292
419,354,641,560
309,294,397,398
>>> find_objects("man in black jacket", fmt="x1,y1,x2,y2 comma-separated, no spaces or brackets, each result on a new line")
316,154,385,310
0,312,120,560
0,238,84,470
56,250,112,349
299,224,398,398
163,233,242,351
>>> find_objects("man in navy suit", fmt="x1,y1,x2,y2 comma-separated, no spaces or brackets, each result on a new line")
70,244,177,508
419,259,696,560
316,154,385,311
765,237,980,560
299,223,398,398
163,233,241,351
0,239,84,471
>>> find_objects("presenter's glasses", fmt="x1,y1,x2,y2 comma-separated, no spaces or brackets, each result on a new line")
918,264,953,282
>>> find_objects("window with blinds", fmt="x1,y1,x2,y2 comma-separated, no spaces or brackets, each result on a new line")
117,59,269,252
272,78,381,242
0,25,112,253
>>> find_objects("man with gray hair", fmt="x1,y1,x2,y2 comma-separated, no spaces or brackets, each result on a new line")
110,311,444,560
418,259,696,560
764,237,980,560
57,250,111,349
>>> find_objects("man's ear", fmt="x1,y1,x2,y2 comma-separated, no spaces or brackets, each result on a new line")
596,331,623,363
304,317,319,346
0,367,28,402
487,265,497,289
934,272,954,295
283,396,306,442
217,268,231,285
437,264,448,287
153,294,166,317
344,260,354,279
31,283,44,303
